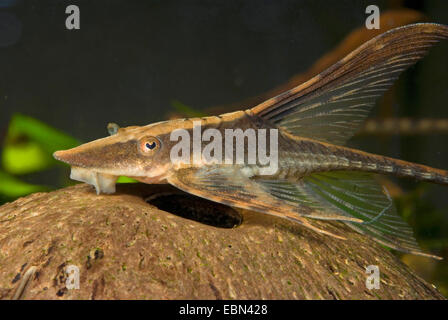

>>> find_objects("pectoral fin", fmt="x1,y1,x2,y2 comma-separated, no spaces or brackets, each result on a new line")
168,166,289,216
167,166,362,239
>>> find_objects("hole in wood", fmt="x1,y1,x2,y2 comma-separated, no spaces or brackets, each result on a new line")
146,193,243,228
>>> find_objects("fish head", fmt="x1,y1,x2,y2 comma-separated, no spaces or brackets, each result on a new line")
53,121,178,194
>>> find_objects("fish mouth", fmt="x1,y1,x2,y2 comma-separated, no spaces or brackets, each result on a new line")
54,150,118,194
70,166,118,194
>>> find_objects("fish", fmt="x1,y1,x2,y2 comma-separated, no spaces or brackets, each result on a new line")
54,23,448,259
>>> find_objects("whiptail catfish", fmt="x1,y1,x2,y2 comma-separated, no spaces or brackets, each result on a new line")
54,23,448,259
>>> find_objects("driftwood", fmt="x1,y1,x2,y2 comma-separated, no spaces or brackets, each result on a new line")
0,183,444,299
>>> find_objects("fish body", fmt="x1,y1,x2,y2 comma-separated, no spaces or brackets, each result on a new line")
54,23,448,259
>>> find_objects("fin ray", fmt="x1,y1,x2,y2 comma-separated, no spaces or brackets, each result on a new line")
168,166,362,223
301,171,439,258
251,23,448,145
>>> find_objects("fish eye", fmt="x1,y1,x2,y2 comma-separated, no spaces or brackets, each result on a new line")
139,136,160,154
146,141,156,149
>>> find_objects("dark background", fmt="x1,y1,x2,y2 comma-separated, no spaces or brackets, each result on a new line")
2,0,446,139
1,0,448,295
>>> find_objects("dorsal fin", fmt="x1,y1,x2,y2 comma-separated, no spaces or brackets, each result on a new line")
251,23,448,145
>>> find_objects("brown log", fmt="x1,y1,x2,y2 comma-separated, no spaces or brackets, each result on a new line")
0,183,444,299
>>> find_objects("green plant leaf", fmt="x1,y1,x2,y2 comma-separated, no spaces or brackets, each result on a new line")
2,113,81,174
2,140,53,174
0,170,49,198
7,113,80,153
171,100,207,118
116,176,138,183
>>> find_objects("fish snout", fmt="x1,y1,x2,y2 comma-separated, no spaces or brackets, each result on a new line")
53,149,72,163
53,147,93,167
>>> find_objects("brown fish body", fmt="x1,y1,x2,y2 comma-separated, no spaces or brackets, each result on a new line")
157,110,448,184
54,23,448,259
